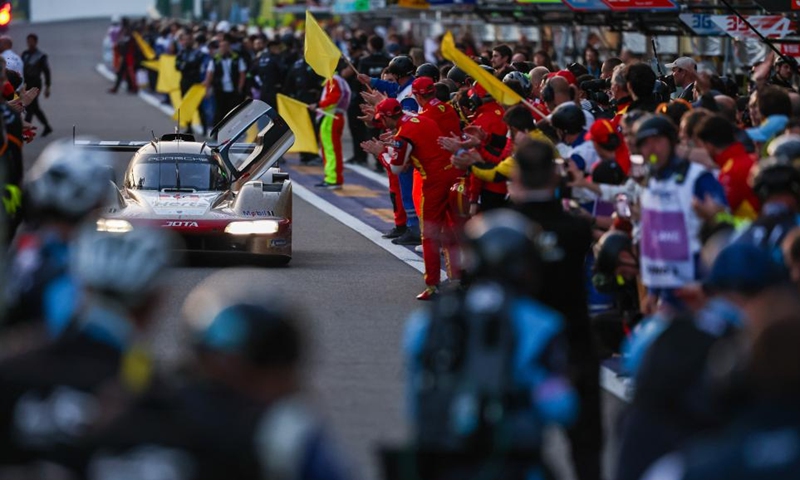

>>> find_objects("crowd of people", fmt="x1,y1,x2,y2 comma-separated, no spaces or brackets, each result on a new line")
0,12,799,480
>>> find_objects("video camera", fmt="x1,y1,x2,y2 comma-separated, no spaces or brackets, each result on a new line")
580,78,611,106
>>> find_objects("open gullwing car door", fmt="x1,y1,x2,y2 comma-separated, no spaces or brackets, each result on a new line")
211,98,295,189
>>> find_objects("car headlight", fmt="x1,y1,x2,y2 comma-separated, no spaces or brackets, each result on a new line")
224,220,280,235
96,218,133,233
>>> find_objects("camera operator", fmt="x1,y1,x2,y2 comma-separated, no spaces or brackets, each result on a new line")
627,63,659,113
610,64,633,125
578,75,613,120
665,56,697,102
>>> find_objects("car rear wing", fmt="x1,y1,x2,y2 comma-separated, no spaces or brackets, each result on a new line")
73,140,255,154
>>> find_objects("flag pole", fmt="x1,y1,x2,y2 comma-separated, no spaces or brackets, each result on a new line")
521,98,548,121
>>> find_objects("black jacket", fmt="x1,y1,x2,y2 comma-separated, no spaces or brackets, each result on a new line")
21,48,51,88
514,199,594,360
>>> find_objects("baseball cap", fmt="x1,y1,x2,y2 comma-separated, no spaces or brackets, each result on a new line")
412,76,435,96
665,56,697,71
704,243,789,296
585,119,617,145
554,69,577,86
374,98,403,121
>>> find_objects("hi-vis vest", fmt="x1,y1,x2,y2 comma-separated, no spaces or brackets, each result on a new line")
640,161,707,289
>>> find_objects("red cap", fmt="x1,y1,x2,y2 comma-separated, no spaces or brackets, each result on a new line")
468,83,489,99
1,81,13,100
374,98,403,121
412,76,435,96
585,119,617,146
554,70,577,86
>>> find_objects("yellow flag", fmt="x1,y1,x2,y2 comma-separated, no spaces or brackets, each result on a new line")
172,85,206,125
277,93,319,154
156,54,181,94
304,11,341,80
132,31,157,61
141,59,160,71
440,32,522,106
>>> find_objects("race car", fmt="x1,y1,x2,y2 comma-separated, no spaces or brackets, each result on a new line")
82,99,296,264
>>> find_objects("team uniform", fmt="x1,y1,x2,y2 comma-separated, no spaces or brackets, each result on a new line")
317,75,351,186
711,142,760,221
386,113,462,286
468,100,510,211
206,52,247,125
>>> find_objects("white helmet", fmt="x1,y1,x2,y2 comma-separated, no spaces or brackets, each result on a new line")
25,140,112,221
71,227,176,307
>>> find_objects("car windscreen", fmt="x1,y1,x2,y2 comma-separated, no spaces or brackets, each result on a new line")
127,154,227,191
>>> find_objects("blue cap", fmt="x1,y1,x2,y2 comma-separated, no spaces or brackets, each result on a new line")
704,243,790,295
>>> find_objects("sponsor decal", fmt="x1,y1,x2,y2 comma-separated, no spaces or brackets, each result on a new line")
270,239,288,247
242,210,274,217
163,221,199,228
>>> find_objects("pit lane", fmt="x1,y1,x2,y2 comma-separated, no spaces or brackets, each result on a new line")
13,19,622,480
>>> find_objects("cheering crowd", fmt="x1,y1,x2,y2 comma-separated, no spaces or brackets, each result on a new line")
0,12,795,480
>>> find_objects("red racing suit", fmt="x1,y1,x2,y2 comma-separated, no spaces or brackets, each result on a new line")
387,113,462,285
713,142,760,220
468,101,509,209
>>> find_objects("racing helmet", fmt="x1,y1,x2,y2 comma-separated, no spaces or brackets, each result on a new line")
634,115,678,147
550,103,585,134
387,55,416,78
446,66,469,86
463,209,543,291
415,63,440,82
751,157,800,202
183,280,303,368
25,140,113,221
71,227,176,308
503,71,531,93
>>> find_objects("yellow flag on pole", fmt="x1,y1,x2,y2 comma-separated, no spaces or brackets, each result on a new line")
277,93,319,154
132,31,157,61
172,85,206,125
440,32,522,106
303,11,341,80
156,55,181,94
141,59,160,71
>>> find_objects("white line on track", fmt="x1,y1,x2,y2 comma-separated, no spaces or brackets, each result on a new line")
96,62,631,402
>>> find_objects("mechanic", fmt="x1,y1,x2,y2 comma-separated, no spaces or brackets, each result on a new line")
507,139,602,480
694,114,760,221
205,36,247,125
58,284,350,480
400,209,576,480
635,115,727,315
21,34,52,138
551,103,600,173
0,227,173,467
358,55,421,245
309,64,351,189
251,39,283,112
175,31,207,100
412,77,461,138
367,98,462,300
106,25,137,94
542,74,595,128
4,141,111,333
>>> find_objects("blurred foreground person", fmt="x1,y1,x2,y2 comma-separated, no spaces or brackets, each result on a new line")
4,141,112,333
393,209,577,480
509,139,602,480
60,279,350,480
0,227,173,467
643,296,800,480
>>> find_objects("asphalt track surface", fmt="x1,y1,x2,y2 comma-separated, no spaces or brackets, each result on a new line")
11,19,622,480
